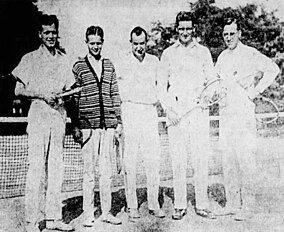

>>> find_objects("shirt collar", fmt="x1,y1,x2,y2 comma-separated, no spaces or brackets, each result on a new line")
39,44,62,59
227,41,244,55
174,38,199,49
87,53,103,63
128,51,149,64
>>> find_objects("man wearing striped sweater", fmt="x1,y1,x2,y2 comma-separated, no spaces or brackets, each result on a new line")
72,26,122,226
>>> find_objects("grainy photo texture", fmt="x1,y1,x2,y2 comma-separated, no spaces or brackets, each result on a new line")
0,0,283,232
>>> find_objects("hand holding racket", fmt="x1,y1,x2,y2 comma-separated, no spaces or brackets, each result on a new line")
72,117,93,148
113,132,124,175
166,79,226,127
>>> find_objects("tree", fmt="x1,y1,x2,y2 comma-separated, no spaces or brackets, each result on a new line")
147,0,282,61
147,0,284,111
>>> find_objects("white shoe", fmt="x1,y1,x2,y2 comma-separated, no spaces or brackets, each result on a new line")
233,210,253,221
25,223,40,232
100,213,122,225
128,208,140,222
46,220,74,231
213,206,237,216
82,208,99,227
82,215,96,227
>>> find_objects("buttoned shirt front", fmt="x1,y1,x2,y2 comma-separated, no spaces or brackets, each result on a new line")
118,52,159,105
160,40,216,114
87,53,102,81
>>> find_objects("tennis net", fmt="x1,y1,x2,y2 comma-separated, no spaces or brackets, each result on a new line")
1,114,283,199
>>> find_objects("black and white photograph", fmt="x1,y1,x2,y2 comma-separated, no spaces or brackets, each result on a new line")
0,0,283,231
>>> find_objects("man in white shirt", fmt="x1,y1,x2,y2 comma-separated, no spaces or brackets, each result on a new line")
160,11,216,220
13,14,74,232
118,26,165,221
215,17,280,220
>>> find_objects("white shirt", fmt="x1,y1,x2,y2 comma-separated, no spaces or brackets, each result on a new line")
13,45,75,120
13,45,74,96
87,53,102,81
160,39,216,112
118,53,159,104
215,41,280,112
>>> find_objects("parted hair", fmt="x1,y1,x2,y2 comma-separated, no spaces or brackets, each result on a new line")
85,26,104,42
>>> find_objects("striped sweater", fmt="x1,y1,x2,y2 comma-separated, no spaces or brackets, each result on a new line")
72,56,122,129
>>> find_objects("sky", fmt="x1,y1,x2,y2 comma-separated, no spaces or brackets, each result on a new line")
35,0,284,64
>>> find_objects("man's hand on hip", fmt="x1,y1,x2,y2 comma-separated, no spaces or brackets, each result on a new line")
247,88,260,101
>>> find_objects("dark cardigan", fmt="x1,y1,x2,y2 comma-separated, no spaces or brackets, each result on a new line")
72,56,122,129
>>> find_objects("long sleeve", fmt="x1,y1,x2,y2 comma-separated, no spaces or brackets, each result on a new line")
254,50,280,94
203,48,218,83
110,68,122,124
68,65,82,128
158,50,172,111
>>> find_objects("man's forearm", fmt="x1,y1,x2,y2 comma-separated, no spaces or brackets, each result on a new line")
15,84,45,100
255,69,280,94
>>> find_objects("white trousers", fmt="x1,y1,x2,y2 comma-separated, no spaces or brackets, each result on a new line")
219,106,257,210
25,103,66,224
122,104,161,210
82,128,114,215
168,108,211,210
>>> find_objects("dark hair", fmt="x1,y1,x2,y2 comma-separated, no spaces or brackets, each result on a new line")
85,26,104,42
175,11,195,28
39,14,59,32
130,26,148,42
223,17,241,31
39,14,66,54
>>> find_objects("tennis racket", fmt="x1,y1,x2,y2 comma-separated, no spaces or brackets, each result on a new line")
80,117,93,148
113,133,129,203
166,78,226,127
72,117,92,148
113,134,124,175
56,87,82,98
122,100,158,106
254,96,279,124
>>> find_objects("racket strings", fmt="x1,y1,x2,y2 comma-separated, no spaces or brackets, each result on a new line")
255,96,280,124
198,79,227,109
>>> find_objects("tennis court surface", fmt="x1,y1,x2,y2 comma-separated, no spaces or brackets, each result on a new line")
0,118,283,232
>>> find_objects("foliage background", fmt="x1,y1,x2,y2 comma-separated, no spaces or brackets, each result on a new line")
0,0,283,116
146,0,284,112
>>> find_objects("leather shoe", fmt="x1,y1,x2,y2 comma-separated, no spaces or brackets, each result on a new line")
149,209,165,218
172,208,187,220
195,208,217,219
